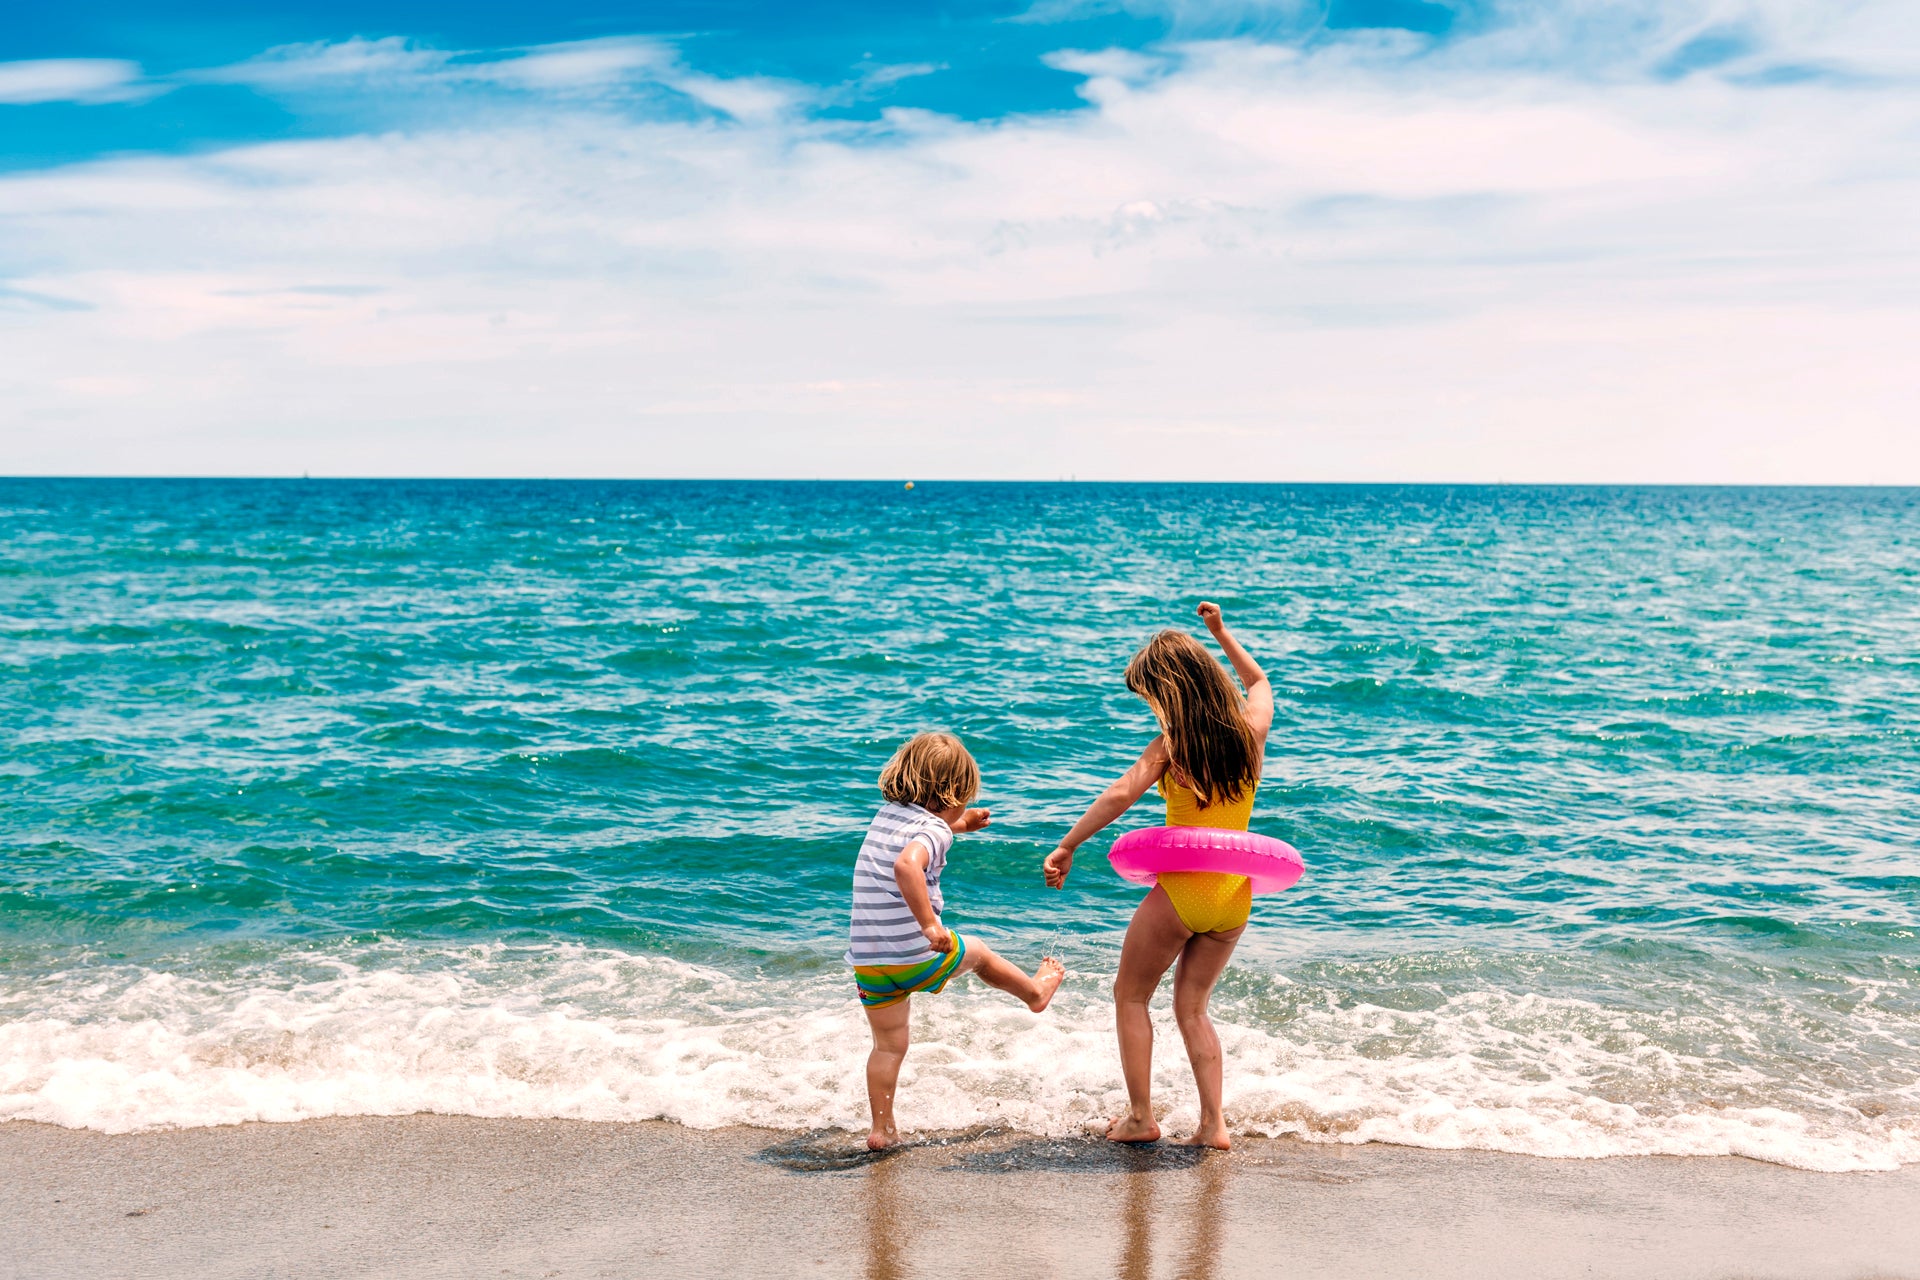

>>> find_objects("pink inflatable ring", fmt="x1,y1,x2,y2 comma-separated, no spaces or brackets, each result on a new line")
1108,826,1305,896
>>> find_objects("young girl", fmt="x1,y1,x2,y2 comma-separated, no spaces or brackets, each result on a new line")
850,731,1065,1150
1042,602,1273,1149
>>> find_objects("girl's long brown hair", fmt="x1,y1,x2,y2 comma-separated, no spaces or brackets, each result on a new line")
1125,629,1261,808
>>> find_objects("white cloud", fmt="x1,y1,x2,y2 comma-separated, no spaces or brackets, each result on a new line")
0,58,148,105
1031,0,1920,80
668,72,808,121
194,35,785,118
483,39,675,90
1019,0,1322,32
861,62,945,89
0,18,1915,480
194,38,450,88
1431,0,1920,79
1044,47,1173,87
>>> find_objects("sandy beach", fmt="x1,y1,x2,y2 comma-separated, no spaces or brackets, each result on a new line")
4,1116,1917,1279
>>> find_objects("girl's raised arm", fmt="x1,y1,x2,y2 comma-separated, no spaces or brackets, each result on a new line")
1042,739,1169,888
1198,601,1273,739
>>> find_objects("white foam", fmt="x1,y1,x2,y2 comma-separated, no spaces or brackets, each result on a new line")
2,944,1915,1172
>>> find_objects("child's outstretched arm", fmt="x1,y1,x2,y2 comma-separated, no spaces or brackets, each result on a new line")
893,838,954,952
1199,601,1274,740
948,807,991,834
1042,740,1168,888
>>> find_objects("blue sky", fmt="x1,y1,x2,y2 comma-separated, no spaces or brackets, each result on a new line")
2,1,1916,479
5,1,1465,166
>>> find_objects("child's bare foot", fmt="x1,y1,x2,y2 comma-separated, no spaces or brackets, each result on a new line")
867,1122,899,1151
1025,957,1065,1012
1105,1113,1162,1144
1182,1123,1232,1151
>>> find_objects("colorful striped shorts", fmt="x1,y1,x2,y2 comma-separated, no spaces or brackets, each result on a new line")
852,932,969,1009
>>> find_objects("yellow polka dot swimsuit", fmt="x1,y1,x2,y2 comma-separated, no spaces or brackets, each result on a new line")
1155,776,1255,934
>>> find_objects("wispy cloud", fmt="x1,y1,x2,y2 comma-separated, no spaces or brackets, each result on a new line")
187,35,801,120
860,62,946,89
1028,0,1920,81
0,59,152,105
1017,0,1327,33
0,5,1915,479
191,37,450,88
1436,0,1919,80
482,39,677,90
197,35,679,93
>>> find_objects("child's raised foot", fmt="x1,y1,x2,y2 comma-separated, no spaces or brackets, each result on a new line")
1025,957,1066,1012
1181,1125,1232,1151
1104,1113,1162,1144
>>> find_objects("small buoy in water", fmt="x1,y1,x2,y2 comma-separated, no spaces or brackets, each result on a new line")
904,481,915,490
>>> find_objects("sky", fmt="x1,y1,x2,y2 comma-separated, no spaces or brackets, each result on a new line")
1,1,1916,481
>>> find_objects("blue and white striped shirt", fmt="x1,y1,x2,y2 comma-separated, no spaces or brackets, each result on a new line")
845,802,954,967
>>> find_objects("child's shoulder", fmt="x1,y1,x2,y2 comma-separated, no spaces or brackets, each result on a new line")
871,801,953,841
871,799,945,826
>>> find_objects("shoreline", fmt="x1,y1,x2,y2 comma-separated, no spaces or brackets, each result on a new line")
5,1116,1918,1278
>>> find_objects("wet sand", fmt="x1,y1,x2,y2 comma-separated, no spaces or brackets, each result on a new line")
4,1116,1918,1279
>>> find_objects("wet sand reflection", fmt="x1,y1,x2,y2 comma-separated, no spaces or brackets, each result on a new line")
863,1154,910,1280
1118,1147,1228,1280
769,1132,1233,1280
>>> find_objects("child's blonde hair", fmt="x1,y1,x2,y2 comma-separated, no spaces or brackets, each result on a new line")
879,732,980,812
1125,630,1261,808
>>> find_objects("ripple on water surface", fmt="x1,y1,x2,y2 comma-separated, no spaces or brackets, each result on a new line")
1,480,1917,1165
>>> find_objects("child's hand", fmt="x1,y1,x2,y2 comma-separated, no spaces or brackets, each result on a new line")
923,922,954,953
951,807,991,834
1042,846,1074,889
1197,601,1224,630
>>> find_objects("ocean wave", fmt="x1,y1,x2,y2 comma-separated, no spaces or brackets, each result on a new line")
3,944,1914,1173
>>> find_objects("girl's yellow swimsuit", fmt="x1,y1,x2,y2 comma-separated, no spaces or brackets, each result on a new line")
1156,776,1255,934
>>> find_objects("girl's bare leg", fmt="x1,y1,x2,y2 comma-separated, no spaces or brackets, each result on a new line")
1171,924,1245,1149
958,941,1065,1012
1107,886,1192,1143
863,998,912,1150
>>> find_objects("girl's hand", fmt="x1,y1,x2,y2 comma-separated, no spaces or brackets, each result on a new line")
1197,601,1224,630
951,807,991,834
923,922,954,953
1042,846,1074,889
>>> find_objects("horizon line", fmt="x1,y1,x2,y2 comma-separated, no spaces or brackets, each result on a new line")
5,476,1920,490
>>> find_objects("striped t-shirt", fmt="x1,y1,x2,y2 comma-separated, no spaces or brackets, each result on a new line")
845,802,955,967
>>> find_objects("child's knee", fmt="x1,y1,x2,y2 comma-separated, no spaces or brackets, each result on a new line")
1172,996,1211,1028
958,941,994,974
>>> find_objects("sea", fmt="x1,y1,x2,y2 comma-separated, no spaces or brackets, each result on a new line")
2,479,1916,1172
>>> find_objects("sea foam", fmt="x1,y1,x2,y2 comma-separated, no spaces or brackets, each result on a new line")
3,944,1914,1173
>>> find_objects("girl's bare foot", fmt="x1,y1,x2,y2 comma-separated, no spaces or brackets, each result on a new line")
1182,1123,1232,1151
1105,1113,1162,1144
1026,957,1066,1012
867,1122,898,1151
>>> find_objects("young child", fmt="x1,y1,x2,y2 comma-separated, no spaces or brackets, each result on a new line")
1041,602,1273,1149
848,731,1064,1150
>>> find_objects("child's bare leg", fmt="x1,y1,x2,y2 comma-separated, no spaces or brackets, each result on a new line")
1171,926,1244,1150
863,998,912,1150
957,942,1065,1012
1107,886,1190,1143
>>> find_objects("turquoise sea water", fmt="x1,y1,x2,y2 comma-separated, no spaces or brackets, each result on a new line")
2,479,1917,1168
